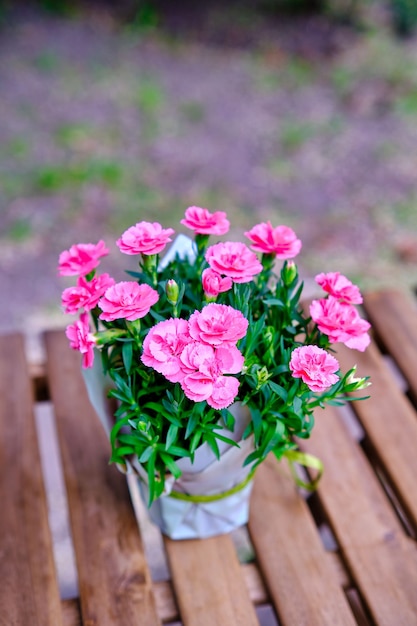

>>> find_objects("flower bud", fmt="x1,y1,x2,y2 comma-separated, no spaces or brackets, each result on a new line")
345,366,371,391
264,326,275,363
282,260,297,286
95,328,127,345
166,279,180,305
256,365,270,386
264,326,274,346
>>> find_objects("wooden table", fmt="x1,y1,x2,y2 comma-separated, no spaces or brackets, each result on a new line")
1,288,417,626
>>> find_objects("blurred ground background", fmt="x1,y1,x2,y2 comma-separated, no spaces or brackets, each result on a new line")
1,0,417,341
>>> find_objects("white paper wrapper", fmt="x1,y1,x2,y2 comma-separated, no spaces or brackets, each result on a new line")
159,233,196,268
137,404,255,539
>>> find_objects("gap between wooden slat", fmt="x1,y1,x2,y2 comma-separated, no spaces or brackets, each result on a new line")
336,340,417,532
362,441,417,539
363,290,417,401
34,401,79,600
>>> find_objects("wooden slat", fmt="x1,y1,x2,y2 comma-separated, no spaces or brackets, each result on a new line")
335,340,417,529
301,401,417,626
249,456,355,626
164,534,259,626
44,330,161,626
0,334,63,626
363,289,417,399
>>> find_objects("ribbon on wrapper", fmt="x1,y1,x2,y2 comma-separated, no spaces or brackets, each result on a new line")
282,449,324,492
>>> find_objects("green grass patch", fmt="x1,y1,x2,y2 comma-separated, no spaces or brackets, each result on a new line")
54,123,94,148
134,77,165,115
330,66,357,98
33,51,59,73
280,121,318,151
253,56,315,92
388,196,417,228
33,159,124,192
394,90,417,115
7,218,32,242
4,138,29,158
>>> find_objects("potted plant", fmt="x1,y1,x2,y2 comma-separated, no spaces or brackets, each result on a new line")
59,206,370,539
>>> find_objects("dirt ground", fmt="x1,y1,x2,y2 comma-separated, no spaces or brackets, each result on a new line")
1,3,417,341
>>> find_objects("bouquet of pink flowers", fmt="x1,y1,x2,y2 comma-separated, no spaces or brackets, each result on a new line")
59,206,370,505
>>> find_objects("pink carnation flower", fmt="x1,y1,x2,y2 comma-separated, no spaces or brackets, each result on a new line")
209,376,240,409
180,342,243,409
65,312,96,369
244,222,302,259
141,318,193,383
62,273,115,314
181,372,240,409
310,296,371,352
202,268,233,297
315,272,363,305
205,241,263,283
58,240,109,277
180,371,216,403
98,281,159,322
189,303,248,346
116,221,174,256
180,343,244,376
180,206,230,235
289,345,340,392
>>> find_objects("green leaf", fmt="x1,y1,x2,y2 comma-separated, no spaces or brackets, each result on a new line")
108,389,130,403
249,406,263,445
147,452,156,505
110,370,133,399
165,424,178,451
205,434,220,460
190,430,202,454
220,408,235,431
263,421,286,456
211,430,240,447
122,341,133,375
110,445,135,458
138,446,154,463
160,453,182,479
243,449,262,466
268,381,288,402
117,433,140,446
165,445,191,458
263,298,285,307
242,421,253,440
185,411,200,439
109,417,129,449
142,401,174,420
